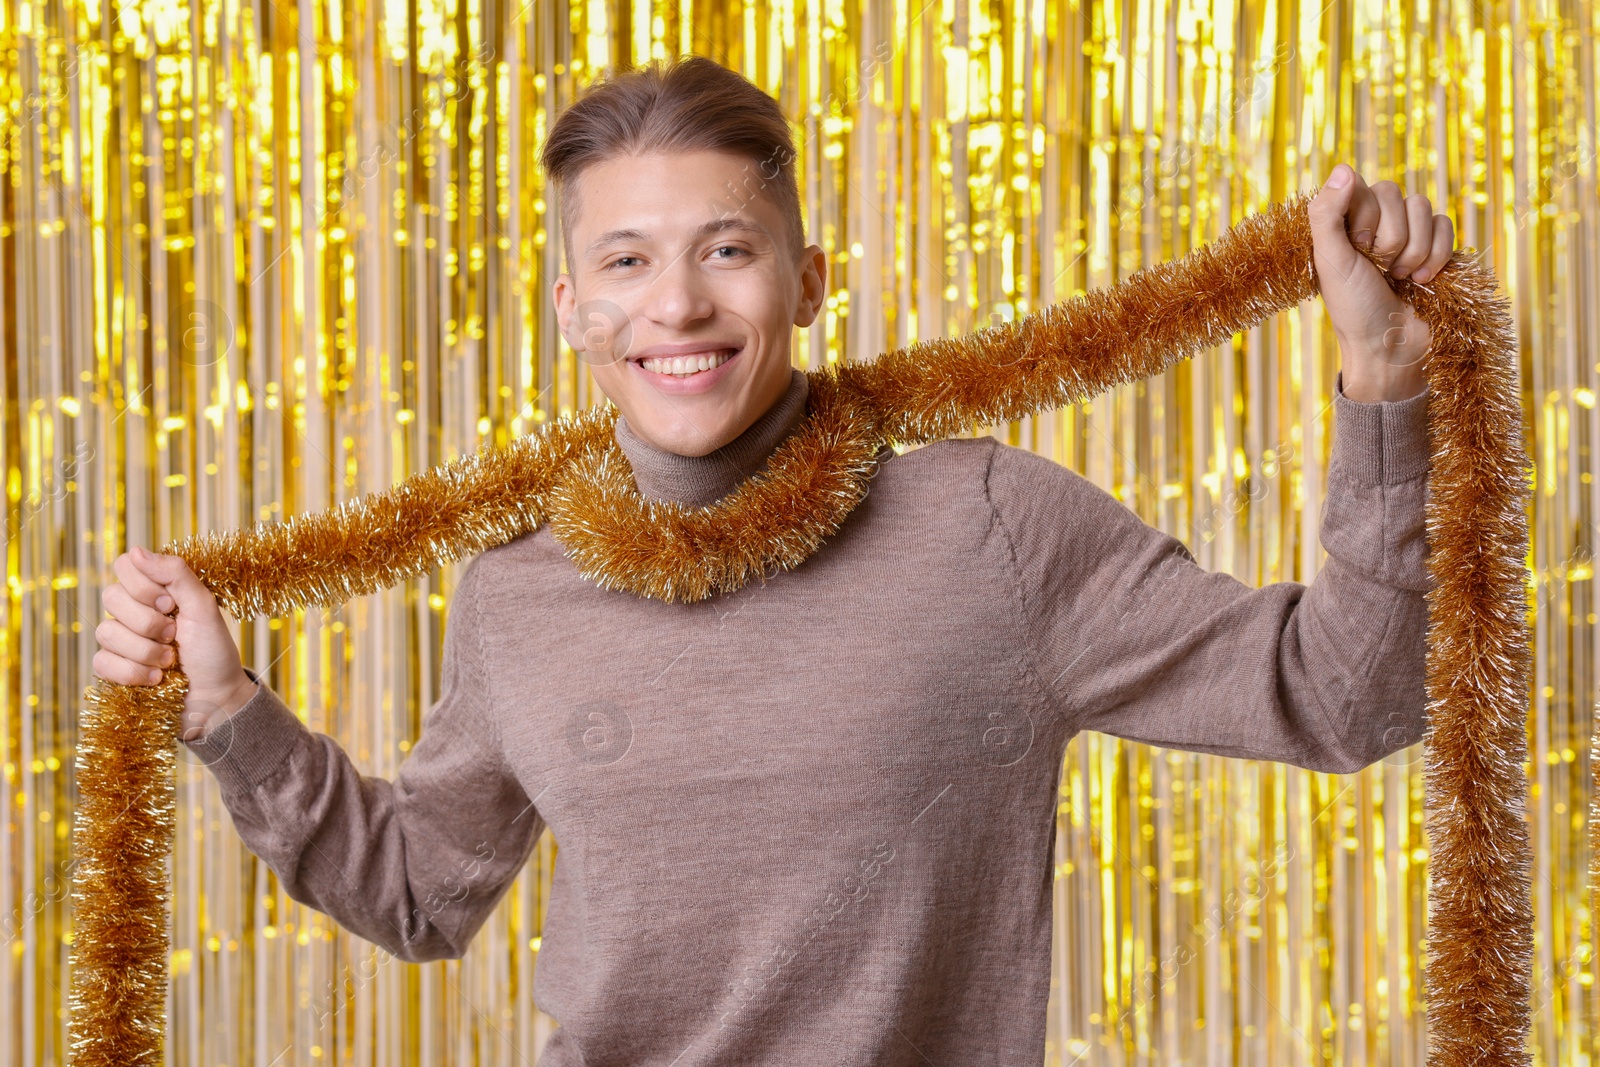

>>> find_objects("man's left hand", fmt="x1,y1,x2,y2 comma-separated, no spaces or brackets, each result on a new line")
1309,162,1456,403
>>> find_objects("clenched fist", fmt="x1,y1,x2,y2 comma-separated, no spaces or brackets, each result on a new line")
1310,162,1456,403
93,544,258,740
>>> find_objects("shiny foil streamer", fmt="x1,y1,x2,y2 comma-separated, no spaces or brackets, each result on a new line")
1,2,1586,1066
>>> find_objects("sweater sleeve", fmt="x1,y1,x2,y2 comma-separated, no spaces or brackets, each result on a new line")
180,555,546,961
987,370,1432,774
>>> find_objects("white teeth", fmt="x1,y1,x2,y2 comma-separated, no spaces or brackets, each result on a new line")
639,349,736,377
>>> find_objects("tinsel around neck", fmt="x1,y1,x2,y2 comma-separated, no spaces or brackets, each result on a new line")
70,191,1533,1067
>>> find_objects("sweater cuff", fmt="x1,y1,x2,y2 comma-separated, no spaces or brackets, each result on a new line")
1331,370,1432,486
181,666,310,795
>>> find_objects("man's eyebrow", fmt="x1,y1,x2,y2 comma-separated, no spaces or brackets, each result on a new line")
584,216,771,259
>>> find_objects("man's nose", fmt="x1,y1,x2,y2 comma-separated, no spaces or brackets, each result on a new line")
640,252,716,327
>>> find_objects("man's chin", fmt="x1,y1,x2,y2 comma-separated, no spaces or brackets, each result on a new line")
617,399,744,458
638,425,737,458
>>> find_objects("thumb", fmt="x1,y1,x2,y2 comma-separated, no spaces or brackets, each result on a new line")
1309,163,1361,283
128,546,215,614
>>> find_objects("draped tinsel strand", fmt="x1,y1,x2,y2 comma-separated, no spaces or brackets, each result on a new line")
69,193,1532,1067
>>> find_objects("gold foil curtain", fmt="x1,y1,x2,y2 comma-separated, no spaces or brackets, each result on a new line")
0,0,1587,1065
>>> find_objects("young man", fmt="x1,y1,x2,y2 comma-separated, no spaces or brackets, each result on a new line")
95,55,1449,1066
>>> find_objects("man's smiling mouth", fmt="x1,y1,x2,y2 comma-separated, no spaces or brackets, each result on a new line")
632,347,742,377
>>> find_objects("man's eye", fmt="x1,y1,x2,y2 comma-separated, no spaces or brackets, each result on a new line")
605,256,642,270
712,245,748,260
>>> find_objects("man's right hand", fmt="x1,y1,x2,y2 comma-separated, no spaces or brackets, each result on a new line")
93,545,258,740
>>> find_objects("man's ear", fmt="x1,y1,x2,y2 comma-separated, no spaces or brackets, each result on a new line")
793,245,828,328
552,273,576,348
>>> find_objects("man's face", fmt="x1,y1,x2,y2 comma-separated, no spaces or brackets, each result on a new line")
552,149,827,458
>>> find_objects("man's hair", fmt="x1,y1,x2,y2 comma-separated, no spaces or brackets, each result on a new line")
539,55,807,273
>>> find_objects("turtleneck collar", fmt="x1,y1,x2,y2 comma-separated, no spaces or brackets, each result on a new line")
614,367,810,507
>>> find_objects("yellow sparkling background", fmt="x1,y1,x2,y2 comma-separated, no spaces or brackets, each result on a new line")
0,0,1589,1064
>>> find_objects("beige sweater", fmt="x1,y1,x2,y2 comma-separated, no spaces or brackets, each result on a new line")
187,366,1432,1065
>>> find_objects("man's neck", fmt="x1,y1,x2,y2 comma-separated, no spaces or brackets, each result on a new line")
613,368,810,507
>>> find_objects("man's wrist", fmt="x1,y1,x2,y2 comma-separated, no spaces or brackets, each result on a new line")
1337,330,1430,403
223,675,260,715
1339,360,1429,403
185,674,260,741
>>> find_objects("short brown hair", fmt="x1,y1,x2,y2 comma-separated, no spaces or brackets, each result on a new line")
539,55,807,272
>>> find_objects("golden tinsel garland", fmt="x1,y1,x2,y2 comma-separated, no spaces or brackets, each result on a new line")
546,372,885,601
70,191,1533,1067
